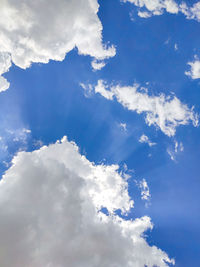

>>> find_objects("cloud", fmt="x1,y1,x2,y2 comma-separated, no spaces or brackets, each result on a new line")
136,178,151,207
174,43,178,51
180,2,200,21
0,0,116,92
119,122,127,131
0,136,174,267
0,52,12,92
167,140,184,161
91,59,106,70
139,134,156,147
85,80,198,136
0,127,31,165
94,79,114,100
123,0,179,17
123,0,200,21
185,56,200,79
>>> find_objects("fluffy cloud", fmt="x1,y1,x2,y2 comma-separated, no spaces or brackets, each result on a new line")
123,0,200,21
124,0,178,17
185,57,200,79
84,80,198,136
180,2,200,21
0,0,116,92
0,52,12,92
139,134,156,147
0,136,174,267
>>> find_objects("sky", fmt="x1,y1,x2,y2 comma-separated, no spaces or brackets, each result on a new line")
0,0,200,266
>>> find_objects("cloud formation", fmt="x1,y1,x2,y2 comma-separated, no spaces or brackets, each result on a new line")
123,0,200,21
139,134,156,147
0,52,12,92
185,57,200,79
0,0,116,92
83,80,198,136
167,140,184,161
136,178,151,206
0,137,174,267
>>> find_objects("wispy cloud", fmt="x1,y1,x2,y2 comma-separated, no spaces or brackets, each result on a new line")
82,80,198,136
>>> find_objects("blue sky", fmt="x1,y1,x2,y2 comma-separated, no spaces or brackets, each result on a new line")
0,0,200,266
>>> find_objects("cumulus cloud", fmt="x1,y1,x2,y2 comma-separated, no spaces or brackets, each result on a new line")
180,2,200,21
123,0,179,17
0,0,116,92
0,52,12,92
0,136,174,267
185,57,200,79
139,134,156,147
84,80,198,136
123,0,200,21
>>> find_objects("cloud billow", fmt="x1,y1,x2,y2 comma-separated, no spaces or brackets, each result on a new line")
0,137,174,267
0,0,116,92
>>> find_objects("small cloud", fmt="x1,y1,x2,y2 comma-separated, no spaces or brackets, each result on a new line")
80,83,93,98
135,178,151,207
119,122,127,131
91,59,106,71
22,128,31,134
139,134,156,147
174,43,178,51
164,38,170,45
138,11,152,18
185,56,200,79
167,141,184,162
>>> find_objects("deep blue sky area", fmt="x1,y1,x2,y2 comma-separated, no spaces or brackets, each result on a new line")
0,1,200,266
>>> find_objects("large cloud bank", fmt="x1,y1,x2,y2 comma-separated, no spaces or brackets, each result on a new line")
0,0,115,92
0,137,174,267
82,80,198,136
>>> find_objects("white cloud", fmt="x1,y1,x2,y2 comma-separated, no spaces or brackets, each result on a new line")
123,0,179,17
0,0,116,92
136,178,151,206
94,79,114,100
123,0,200,21
0,52,12,92
138,11,152,18
167,140,184,161
86,80,198,136
119,122,127,131
91,59,106,70
180,2,200,21
185,57,200,79
174,43,178,51
0,127,31,160
0,137,174,267
139,134,156,147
